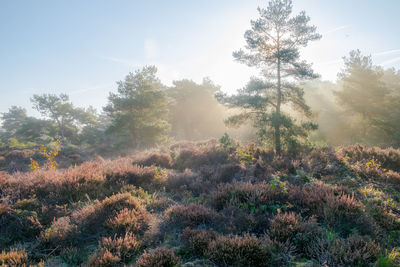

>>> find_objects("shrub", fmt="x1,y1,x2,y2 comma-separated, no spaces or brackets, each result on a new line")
71,193,142,235
288,181,339,212
222,206,263,234
322,192,366,235
211,163,244,184
181,228,217,256
209,181,287,212
88,232,141,266
219,133,236,151
307,234,381,266
0,203,8,217
331,234,381,266
1,160,108,206
386,170,400,185
135,152,173,168
289,182,369,235
136,247,181,267
0,248,28,266
269,156,296,174
88,249,120,267
269,212,305,241
173,141,231,170
367,199,400,231
339,145,400,173
55,161,107,203
378,248,400,267
41,216,78,246
30,140,61,171
107,207,150,235
164,204,222,230
265,237,296,265
60,247,87,266
268,212,323,255
147,197,175,213
164,169,197,190
324,192,364,218
0,205,42,248
13,198,41,211
206,234,271,267
38,203,69,226
164,169,210,197
105,160,157,188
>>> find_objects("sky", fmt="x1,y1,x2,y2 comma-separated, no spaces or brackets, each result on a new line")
1,0,400,115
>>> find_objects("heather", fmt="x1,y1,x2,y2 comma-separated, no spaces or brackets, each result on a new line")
0,140,400,266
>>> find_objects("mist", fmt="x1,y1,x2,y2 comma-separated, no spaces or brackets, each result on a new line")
1,1,400,266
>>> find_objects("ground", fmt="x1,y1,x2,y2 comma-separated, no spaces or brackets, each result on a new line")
1,140,400,266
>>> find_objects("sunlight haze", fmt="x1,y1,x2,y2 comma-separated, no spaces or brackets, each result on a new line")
1,0,399,114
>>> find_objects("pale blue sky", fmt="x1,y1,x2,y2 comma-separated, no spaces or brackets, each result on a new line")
1,0,399,115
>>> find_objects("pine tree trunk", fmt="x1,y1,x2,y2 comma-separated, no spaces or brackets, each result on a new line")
58,119,65,141
275,57,282,155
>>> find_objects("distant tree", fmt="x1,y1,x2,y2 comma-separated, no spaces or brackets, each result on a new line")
334,50,400,147
1,106,28,135
379,69,400,146
374,96,400,147
382,68,400,93
167,78,226,140
217,0,321,154
1,106,55,145
79,112,111,146
104,66,170,148
31,93,96,143
335,50,388,139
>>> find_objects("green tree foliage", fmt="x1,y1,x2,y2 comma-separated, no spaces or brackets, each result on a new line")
335,50,400,146
377,69,400,146
167,78,226,140
31,93,98,143
104,66,170,148
1,106,27,135
335,50,387,139
0,106,55,146
79,112,111,146
216,0,321,154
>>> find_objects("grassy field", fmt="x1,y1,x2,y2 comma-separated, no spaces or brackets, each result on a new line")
1,140,400,266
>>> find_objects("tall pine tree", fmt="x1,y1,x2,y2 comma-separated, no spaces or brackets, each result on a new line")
217,0,321,154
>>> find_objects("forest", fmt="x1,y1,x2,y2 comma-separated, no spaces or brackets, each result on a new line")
1,0,400,266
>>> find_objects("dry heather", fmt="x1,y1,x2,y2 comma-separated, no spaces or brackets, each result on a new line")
1,140,400,266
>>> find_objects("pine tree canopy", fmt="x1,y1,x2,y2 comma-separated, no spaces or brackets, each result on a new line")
217,0,321,154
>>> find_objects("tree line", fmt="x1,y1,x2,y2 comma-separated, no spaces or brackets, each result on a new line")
0,68,236,151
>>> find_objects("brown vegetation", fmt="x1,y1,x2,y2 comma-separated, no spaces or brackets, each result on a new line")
1,140,400,265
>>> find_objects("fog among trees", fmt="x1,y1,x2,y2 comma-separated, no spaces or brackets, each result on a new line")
2,1,400,266
1,50,399,151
